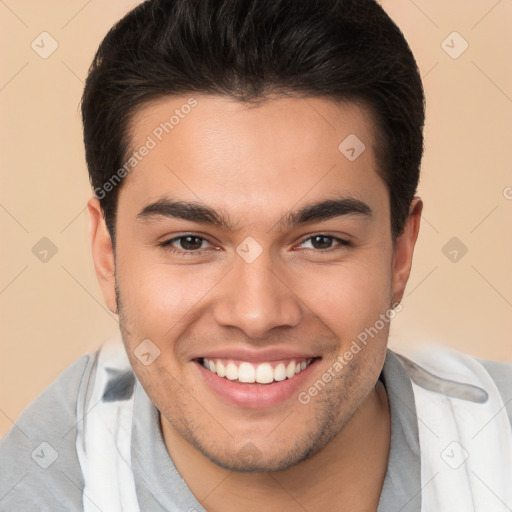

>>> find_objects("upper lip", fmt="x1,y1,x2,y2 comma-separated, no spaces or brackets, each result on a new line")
191,347,320,363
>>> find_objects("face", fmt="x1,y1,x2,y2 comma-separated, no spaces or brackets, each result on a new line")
89,94,420,472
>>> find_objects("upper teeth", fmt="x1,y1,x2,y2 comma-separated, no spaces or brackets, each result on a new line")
202,358,312,384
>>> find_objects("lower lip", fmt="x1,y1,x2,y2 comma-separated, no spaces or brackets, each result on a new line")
194,359,319,409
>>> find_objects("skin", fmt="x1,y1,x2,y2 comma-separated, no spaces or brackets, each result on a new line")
88,94,422,511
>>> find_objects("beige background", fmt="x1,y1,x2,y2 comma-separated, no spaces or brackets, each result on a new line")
0,0,511,439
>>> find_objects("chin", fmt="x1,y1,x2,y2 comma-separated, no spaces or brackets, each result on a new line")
201,444,312,473
191,415,342,474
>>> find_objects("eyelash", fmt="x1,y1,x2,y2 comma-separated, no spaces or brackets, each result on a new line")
159,234,351,256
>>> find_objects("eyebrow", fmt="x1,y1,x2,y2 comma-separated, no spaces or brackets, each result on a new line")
136,196,372,231
278,197,372,230
136,199,233,229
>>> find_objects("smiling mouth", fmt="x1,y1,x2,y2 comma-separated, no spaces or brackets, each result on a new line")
197,357,320,384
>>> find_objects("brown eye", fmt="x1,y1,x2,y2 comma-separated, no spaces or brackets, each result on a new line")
161,234,210,252
179,235,204,250
310,235,334,249
296,235,350,251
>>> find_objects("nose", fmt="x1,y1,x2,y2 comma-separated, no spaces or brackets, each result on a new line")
212,251,303,339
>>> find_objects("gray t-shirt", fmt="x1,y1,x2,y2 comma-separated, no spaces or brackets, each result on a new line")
1,348,511,511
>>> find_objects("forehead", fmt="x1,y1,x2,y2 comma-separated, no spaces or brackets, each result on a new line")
119,94,387,224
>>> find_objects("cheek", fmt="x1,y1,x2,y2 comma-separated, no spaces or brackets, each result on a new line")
115,250,224,338
287,253,393,341
116,239,393,345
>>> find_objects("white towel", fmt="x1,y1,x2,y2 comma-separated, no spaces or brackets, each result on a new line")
76,340,512,511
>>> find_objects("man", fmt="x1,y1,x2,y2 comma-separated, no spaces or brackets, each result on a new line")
1,0,511,510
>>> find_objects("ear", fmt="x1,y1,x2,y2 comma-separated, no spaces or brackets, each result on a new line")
87,196,117,314
391,197,423,306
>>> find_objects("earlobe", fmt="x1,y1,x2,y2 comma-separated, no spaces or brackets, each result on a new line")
391,197,423,306
87,196,118,314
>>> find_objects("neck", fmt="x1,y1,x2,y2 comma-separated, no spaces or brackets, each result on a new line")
161,380,390,512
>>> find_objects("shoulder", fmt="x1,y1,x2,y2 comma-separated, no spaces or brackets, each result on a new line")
394,345,512,426
477,356,512,425
0,352,98,511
